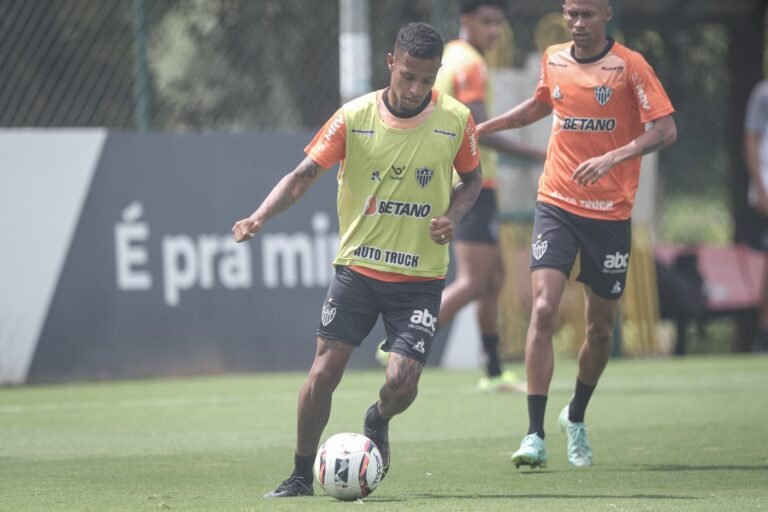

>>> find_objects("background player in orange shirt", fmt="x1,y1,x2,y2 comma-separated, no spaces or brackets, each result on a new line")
431,0,545,393
477,0,677,468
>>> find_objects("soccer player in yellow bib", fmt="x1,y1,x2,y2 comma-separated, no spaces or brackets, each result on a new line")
233,23,483,498
433,0,545,392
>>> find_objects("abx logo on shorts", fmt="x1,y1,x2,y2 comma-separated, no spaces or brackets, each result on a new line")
409,308,436,335
602,252,629,274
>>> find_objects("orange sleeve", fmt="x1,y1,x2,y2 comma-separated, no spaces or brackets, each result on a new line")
533,51,552,105
453,114,480,173
304,109,346,168
451,59,486,104
628,53,675,124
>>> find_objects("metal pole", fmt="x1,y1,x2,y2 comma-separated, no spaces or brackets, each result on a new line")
609,0,622,357
339,0,371,104
131,0,151,131
431,0,452,42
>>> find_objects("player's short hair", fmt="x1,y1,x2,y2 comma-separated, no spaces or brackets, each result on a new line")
459,0,506,14
394,22,444,60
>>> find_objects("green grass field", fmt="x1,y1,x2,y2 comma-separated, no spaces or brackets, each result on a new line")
2,355,767,511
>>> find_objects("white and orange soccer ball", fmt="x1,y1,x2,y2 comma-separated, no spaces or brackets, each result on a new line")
313,432,384,501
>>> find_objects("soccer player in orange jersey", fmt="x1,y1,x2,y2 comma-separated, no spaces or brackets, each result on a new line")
432,0,544,393
477,0,677,467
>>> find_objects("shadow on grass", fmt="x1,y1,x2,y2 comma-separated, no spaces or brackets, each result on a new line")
636,464,768,472
364,493,699,502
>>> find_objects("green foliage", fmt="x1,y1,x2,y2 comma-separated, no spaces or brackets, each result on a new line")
1,358,767,511
657,194,733,245
627,24,730,199
149,0,340,130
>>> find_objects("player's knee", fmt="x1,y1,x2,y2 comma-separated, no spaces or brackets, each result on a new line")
453,276,482,298
586,323,613,350
308,362,344,391
531,297,558,329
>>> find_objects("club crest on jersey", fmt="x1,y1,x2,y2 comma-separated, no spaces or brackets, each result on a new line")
532,240,548,260
552,85,563,100
415,167,434,188
594,86,612,106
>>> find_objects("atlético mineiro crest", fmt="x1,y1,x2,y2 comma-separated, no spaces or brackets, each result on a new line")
532,239,548,260
594,86,612,106
321,301,336,326
415,167,434,188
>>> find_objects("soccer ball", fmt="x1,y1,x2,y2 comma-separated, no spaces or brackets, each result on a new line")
313,432,384,501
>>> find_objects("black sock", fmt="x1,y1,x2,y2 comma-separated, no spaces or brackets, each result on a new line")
293,452,315,482
481,334,502,377
366,402,390,425
568,379,596,423
527,395,547,439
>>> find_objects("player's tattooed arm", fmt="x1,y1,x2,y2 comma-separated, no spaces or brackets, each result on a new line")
261,157,325,217
430,166,482,244
447,166,482,224
232,157,327,242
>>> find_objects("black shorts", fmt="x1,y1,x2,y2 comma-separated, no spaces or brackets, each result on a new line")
453,188,499,244
317,266,444,364
530,202,631,300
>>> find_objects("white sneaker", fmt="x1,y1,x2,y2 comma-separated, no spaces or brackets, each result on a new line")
558,405,593,467
511,433,548,469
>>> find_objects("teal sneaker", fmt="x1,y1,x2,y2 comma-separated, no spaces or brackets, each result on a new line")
375,340,389,367
511,433,548,469
558,405,593,467
478,370,527,393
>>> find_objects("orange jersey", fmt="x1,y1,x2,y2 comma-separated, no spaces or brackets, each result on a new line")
435,39,497,189
440,40,487,105
534,40,675,220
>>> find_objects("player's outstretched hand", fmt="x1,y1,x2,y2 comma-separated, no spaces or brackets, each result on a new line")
232,216,262,243
429,217,454,245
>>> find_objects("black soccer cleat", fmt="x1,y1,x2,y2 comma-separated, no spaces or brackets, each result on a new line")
363,403,390,478
263,475,314,498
